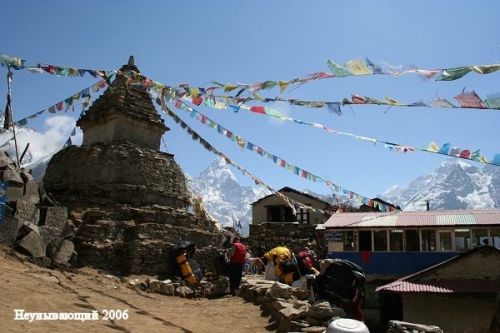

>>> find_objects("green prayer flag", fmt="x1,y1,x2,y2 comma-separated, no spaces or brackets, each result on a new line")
436,66,472,81
326,60,352,77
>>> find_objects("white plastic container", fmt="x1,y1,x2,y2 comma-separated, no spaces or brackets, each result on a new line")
324,318,370,333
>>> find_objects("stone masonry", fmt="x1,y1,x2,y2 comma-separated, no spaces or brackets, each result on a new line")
42,56,229,276
0,151,75,264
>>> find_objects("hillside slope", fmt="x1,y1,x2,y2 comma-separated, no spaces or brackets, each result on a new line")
0,245,271,333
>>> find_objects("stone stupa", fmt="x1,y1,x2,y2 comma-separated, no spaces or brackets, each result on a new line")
43,56,191,210
42,56,225,275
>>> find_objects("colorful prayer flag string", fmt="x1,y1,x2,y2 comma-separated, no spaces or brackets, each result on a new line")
123,72,500,169
150,89,397,213
14,80,107,127
152,90,333,214
0,53,115,79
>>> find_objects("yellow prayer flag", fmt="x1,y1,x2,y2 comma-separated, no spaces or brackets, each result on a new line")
277,81,290,93
214,101,227,110
236,136,245,151
252,93,264,101
189,88,200,98
384,96,406,106
223,84,238,92
427,142,440,152
471,64,500,74
345,59,372,75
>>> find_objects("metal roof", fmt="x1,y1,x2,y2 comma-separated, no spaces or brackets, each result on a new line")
377,279,500,293
251,186,332,206
376,246,500,294
323,209,500,229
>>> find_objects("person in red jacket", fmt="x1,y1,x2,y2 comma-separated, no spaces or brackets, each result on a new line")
227,237,246,296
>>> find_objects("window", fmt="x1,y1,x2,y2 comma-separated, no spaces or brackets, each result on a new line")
284,207,296,222
374,230,387,251
268,206,282,222
267,206,296,222
359,230,372,251
472,229,489,247
455,229,471,251
405,230,420,251
296,208,309,224
421,229,436,251
491,229,500,249
389,230,403,251
343,231,357,251
439,230,453,251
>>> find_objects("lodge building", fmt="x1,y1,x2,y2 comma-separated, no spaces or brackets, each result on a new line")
318,209,500,275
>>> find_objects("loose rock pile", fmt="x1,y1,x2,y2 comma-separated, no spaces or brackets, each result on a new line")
0,152,75,265
137,275,229,299
239,279,345,333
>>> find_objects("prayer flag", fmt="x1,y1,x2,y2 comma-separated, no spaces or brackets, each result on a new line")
326,60,352,77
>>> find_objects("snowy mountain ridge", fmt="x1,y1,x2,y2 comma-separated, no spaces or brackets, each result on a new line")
379,159,500,211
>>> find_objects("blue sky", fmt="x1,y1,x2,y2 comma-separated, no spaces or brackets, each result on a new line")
1,0,499,203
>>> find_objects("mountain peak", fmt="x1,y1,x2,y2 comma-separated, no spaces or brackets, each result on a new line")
199,156,238,184
189,157,269,236
380,159,498,211
440,158,474,170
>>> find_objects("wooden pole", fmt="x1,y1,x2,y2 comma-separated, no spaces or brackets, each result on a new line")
19,143,30,165
6,66,21,169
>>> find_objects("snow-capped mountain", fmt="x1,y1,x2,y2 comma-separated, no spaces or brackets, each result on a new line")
379,159,500,211
0,114,60,182
187,157,271,236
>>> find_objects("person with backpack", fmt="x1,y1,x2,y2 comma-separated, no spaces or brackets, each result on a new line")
261,246,292,282
295,248,319,276
278,248,320,285
171,241,202,284
227,236,246,296
314,258,366,321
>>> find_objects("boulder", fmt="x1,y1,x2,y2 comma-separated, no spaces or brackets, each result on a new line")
0,216,21,246
18,231,45,257
13,200,40,224
38,225,63,250
40,206,68,230
51,239,75,264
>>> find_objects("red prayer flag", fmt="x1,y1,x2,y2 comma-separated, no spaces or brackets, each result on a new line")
351,94,369,104
42,65,56,74
192,97,203,106
459,149,471,159
250,106,266,114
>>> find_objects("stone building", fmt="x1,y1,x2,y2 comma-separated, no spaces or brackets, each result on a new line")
248,187,332,255
42,56,227,276
376,245,500,332
251,186,331,226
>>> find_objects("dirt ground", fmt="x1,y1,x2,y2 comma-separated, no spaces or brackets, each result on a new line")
0,245,275,333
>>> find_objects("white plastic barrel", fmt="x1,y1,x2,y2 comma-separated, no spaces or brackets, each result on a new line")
324,318,370,333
